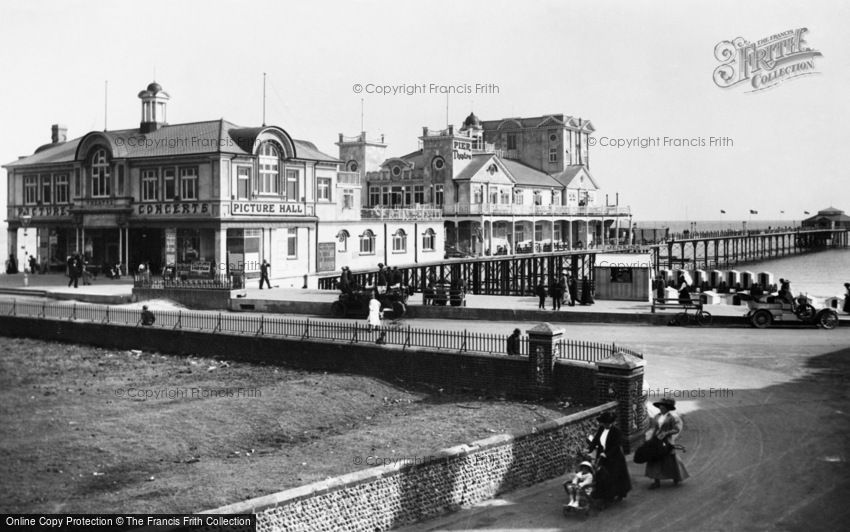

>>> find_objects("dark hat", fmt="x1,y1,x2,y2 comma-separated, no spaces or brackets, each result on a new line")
653,397,676,411
378,263,384,268
597,411,617,424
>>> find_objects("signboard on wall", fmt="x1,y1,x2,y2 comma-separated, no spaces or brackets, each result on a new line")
164,228,177,266
317,242,336,272
230,202,307,215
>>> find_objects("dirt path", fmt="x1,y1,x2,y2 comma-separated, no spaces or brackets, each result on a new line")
399,326,850,531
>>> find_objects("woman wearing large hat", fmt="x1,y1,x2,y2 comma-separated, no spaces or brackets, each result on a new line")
646,397,689,489
588,411,632,502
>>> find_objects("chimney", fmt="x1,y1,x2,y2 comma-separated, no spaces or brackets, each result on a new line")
51,124,68,144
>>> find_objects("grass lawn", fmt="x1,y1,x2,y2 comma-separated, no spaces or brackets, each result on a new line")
0,336,584,513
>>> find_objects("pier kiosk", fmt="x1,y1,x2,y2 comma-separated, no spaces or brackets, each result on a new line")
593,254,652,301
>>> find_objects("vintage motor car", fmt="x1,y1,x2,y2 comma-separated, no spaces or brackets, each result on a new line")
745,296,839,329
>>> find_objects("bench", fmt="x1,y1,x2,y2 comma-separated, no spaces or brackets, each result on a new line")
651,298,703,313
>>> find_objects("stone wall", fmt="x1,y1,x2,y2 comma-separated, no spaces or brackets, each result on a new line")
133,287,230,310
204,401,617,532
0,316,592,401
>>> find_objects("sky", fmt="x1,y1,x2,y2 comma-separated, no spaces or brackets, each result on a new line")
1,0,847,234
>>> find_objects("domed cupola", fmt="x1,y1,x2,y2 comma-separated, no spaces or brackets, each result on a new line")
462,112,482,130
138,81,170,133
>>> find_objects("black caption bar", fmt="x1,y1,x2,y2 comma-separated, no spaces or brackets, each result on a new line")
1,515,255,532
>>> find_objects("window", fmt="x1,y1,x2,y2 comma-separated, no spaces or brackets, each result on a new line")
507,133,517,150
514,189,523,205
490,189,499,204
163,168,176,199
180,167,198,199
611,268,633,283
337,229,349,252
54,174,69,204
369,185,381,206
90,149,111,197
434,184,444,206
343,189,354,209
359,229,375,255
285,169,299,201
237,166,251,200
500,189,509,204
533,190,542,206
392,229,407,252
391,166,401,177
473,185,483,204
404,186,412,206
422,228,435,251
259,142,280,194
141,169,159,201
515,225,525,243
287,227,298,258
549,147,558,163
317,178,331,201
24,175,38,204
414,185,424,205
554,223,561,242
41,175,52,204
535,223,543,242
381,186,390,206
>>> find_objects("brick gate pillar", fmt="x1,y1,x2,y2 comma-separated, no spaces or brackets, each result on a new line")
527,322,563,398
595,352,647,453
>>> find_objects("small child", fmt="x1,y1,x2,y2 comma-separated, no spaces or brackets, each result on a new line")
564,461,594,508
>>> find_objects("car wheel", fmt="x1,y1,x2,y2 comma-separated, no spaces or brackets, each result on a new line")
751,309,772,329
818,310,839,330
331,301,347,318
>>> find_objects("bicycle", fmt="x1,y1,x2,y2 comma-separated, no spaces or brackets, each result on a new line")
672,304,712,326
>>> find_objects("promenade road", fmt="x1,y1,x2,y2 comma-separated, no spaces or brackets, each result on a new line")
395,323,850,532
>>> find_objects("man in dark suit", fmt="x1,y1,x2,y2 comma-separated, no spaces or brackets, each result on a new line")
259,260,271,289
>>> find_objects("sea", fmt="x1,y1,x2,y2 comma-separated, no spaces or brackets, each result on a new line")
636,219,849,299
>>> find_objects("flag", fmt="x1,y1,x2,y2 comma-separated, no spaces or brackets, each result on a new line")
720,209,726,214
749,209,758,214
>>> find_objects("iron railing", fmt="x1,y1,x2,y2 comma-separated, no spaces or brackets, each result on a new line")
133,273,243,290
0,299,642,362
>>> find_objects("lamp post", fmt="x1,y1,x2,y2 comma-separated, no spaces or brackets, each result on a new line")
20,214,32,287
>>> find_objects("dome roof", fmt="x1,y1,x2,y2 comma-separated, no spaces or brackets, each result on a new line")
463,112,481,129
147,81,163,93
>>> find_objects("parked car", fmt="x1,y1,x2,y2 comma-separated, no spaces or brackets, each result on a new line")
745,297,839,329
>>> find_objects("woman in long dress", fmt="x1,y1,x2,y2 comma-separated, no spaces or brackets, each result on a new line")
367,291,382,331
588,411,632,502
646,397,690,489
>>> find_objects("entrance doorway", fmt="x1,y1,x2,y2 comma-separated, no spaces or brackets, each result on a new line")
129,228,164,274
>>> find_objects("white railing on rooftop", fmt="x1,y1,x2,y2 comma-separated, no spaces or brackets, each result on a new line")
361,207,444,221
442,204,631,217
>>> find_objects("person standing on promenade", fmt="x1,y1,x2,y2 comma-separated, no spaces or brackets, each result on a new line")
559,271,570,307
677,274,691,305
568,275,577,306
580,277,595,305
506,328,521,356
589,411,632,502
367,290,382,331
551,278,563,310
535,280,548,310
646,397,689,489
376,263,388,293
843,283,850,314
259,260,271,289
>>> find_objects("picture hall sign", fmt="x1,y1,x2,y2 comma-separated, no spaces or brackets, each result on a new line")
230,202,306,215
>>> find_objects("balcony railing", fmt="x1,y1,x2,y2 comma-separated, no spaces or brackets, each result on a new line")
70,196,134,211
442,204,631,217
361,206,444,221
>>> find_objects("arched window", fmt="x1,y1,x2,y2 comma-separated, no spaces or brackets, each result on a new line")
359,229,375,255
422,228,435,251
90,148,111,197
258,141,280,194
392,228,407,253
337,229,350,252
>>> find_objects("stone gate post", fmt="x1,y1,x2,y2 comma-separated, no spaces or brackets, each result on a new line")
595,352,647,453
527,322,563,397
